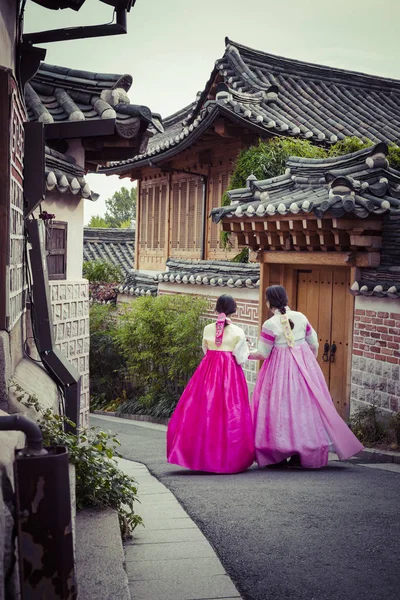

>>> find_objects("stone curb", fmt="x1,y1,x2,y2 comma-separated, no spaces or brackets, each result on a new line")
91,412,400,465
76,507,130,600
355,447,400,465
92,410,170,426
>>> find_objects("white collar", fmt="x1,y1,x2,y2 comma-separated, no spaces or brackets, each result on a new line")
273,306,291,316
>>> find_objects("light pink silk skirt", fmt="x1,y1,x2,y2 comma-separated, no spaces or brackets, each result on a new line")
252,343,364,468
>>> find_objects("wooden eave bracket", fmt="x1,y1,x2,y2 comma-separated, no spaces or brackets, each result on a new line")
223,214,383,251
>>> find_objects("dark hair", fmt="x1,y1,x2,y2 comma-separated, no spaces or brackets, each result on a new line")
215,294,237,327
266,285,294,330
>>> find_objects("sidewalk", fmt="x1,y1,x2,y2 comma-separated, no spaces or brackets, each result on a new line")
116,457,242,600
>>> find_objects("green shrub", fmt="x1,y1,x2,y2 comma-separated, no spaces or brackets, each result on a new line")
388,145,400,170
13,384,142,536
118,392,178,419
349,404,386,445
89,295,208,417
83,260,123,283
389,412,400,446
225,138,326,197
224,137,399,201
329,136,373,156
89,304,131,410
116,295,207,411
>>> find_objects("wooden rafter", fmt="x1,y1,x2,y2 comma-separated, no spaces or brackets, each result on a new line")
224,214,384,253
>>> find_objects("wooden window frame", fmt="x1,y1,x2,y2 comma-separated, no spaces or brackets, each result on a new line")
46,221,68,281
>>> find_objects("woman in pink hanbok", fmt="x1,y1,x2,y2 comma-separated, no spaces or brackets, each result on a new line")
250,285,363,469
167,294,255,473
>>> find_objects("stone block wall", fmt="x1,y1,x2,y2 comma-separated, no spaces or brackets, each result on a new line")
50,280,90,427
350,295,400,414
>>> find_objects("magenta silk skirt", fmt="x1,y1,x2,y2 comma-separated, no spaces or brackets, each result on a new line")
252,343,364,469
167,350,255,473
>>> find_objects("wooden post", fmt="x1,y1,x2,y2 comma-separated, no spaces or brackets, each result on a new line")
166,173,173,266
259,262,270,331
134,178,141,270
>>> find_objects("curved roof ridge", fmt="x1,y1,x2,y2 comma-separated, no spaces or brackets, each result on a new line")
37,62,133,91
163,101,196,127
225,38,400,90
286,143,381,169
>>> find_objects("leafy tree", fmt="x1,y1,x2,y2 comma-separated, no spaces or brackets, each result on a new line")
83,260,123,283
104,186,136,227
87,215,108,228
86,186,136,228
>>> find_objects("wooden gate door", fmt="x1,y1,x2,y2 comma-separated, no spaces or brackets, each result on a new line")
296,267,352,418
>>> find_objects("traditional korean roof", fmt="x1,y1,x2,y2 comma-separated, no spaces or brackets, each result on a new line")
350,268,400,299
103,38,400,175
154,258,260,288
45,146,99,201
211,143,400,225
83,227,135,277
26,63,163,167
118,272,158,297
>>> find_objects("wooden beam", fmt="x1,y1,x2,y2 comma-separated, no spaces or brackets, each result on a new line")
276,221,290,231
45,118,115,140
261,251,381,267
349,235,382,249
332,218,382,231
213,118,243,138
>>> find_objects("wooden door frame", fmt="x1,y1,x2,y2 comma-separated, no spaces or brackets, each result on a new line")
259,254,356,420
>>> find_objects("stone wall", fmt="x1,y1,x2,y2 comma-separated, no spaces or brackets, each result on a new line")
350,295,400,414
50,280,90,427
158,283,260,394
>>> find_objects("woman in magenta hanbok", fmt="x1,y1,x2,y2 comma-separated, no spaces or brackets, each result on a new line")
250,285,363,469
167,294,255,473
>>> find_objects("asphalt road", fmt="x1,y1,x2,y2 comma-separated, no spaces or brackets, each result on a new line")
91,416,400,600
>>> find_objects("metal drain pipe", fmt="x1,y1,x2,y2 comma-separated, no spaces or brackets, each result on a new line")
0,415,76,599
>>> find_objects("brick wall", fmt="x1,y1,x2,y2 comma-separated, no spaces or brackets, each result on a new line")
50,280,90,426
351,296,400,414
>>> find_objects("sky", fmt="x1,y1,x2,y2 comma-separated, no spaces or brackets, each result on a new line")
25,0,400,224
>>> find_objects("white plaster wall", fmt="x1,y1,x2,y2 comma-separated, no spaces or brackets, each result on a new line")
355,295,400,313
158,282,260,302
40,196,84,280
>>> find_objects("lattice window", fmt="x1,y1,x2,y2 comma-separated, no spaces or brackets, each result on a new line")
139,186,147,249
46,221,67,280
146,186,153,249
153,185,160,249
171,181,180,249
159,183,167,250
187,179,196,249
195,179,203,251
208,171,232,252
179,180,188,249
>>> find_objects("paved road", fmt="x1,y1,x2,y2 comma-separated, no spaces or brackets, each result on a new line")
91,416,400,600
